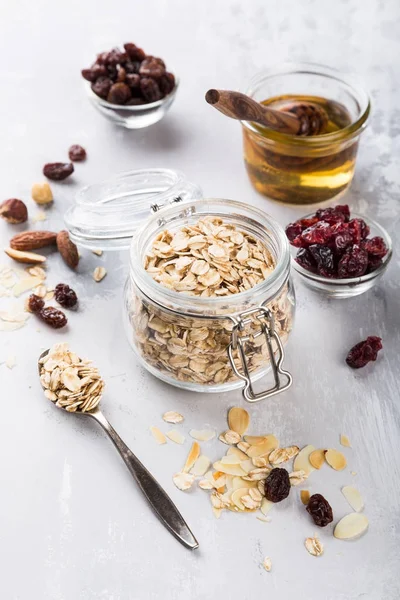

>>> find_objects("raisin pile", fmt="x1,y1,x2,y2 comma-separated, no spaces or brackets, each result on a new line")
82,43,175,106
264,468,291,502
346,336,382,369
285,205,388,278
54,283,78,308
306,493,333,527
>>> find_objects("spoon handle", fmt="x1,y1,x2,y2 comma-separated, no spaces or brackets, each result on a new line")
90,409,199,550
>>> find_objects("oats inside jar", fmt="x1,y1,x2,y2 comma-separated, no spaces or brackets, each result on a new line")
130,216,293,387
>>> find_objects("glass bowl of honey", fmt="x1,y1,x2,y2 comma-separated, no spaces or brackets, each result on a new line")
241,63,370,205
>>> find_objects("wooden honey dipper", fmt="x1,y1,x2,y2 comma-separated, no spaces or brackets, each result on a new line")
205,89,328,136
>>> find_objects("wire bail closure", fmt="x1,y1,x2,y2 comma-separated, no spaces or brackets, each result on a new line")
227,305,292,402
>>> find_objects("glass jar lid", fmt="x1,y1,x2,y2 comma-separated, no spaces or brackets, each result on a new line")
64,168,203,250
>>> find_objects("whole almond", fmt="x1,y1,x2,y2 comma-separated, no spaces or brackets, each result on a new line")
5,247,46,264
56,230,79,269
10,230,57,251
0,198,28,224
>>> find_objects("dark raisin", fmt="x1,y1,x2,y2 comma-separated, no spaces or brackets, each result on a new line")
301,222,332,246
43,162,74,181
96,52,109,64
337,245,368,278
81,68,95,82
91,76,113,99
295,248,317,272
285,222,302,242
125,97,146,106
38,306,67,329
264,468,291,503
348,218,370,244
140,77,162,102
91,63,108,79
107,82,131,105
306,494,333,527
346,336,382,369
362,236,388,259
158,72,175,96
54,283,78,308
309,244,335,276
116,66,126,82
28,294,45,313
68,145,86,162
139,56,166,79
105,47,124,66
125,74,141,89
125,60,141,74
123,43,146,62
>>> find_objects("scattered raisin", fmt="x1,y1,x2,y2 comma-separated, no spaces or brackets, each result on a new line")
140,77,162,102
264,468,291,503
306,494,333,527
107,82,131,105
295,248,317,272
27,294,45,313
91,76,113,99
309,244,335,276
139,56,166,78
54,283,78,308
68,145,86,162
337,245,368,278
346,336,382,369
43,162,74,181
38,306,67,329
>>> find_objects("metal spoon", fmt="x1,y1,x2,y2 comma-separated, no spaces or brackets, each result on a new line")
38,349,199,551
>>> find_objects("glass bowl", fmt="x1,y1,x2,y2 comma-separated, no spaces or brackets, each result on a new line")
85,77,179,129
290,213,392,298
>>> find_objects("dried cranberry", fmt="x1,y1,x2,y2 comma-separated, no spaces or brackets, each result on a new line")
295,248,317,272
159,72,176,96
285,222,303,242
123,43,146,62
367,255,383,273
68,145,86,162
337,245,368,278
348,218,370,244
362,236,388,259
315,207,346,225
140,77,162,102
306,494,333,527
299,216,319,229
309,244,335,276
335,204,351,221
139,56,166,79
107,82,131,105
331,223,353,253
28,294,45,313
264,468,291,503
43,162,74,181
346,336,382,369
125,74,140,89
38,306,67,329
301,222,332,246
54,283,78,308
91,76,113,99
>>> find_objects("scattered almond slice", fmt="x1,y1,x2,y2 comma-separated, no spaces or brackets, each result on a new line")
212,507,222,519
228,407,250,435
244,435,267,445
340,434,351,448
231,487,249,511
351,471,357,476
220,454,242,465
219,430,241,445
189,429,215,442
190,455,211,477
163,411,184,424
166,430,185,445
32,211,47,223
305,536,324,557
183,442,201,473
325,449,347,471
246,435,279,458
237,441,250,453
150,426,167,445
199,478,214,490
262,557,272,572
227,446,249,461
300,490,311,505
342,486,364,512
260,498,273,515
13,276,43,297
293,444,315,476
0,321,25,331
173,472,195,491
213,460,247,476
309,449,326,470
5,354,16,369
257,515,271,523
0,310,29,323
334,513,369,540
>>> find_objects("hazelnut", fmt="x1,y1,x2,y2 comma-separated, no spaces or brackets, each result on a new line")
32,182,53,205
0,198,28,224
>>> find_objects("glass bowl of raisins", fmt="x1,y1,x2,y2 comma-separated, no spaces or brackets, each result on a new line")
285,205,392,298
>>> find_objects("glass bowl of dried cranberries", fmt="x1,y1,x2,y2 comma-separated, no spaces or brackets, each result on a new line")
285,205,392,298
82,43,178,129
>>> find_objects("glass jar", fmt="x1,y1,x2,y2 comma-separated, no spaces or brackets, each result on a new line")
65,169,295,402
242,63,370,205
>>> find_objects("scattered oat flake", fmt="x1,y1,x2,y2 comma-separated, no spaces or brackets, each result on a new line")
334,513,369,540
300,490,311,505
219,429,241,445
5,355,16,369
325,449,347,471
189,429,215,442
305,536,324,557
166,430,185,444
92,249,103,256
173,472,195,491
260,497,273,515
93,266,107,282
289,470,308,486
257,515,271,523
150,426,167,445
262,557,272,572
199,478,214,490
32,211,47,222
342,486,364,512
183,442,201,473
351,471,357,476
162,411,184,424
340,434,351,448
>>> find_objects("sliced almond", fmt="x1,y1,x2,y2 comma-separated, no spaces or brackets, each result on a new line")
325,449,347,471
231,487,249,510
237,441,250,453
300,490,311,505
189,429,216,442
227,446,249,461
228,407,250,435
213,460,246,476
150,426,167,445
220,454,242,465
166,430,185,444
260,498,273,515
163,411,184,424
309,449,326,470
342,486,364,512
173,472,195,491
257,516,271,523
190,455,211,477
244,435,267,445
334,513,369,540
13,276,43,297
340,434,351,448
5,248,46,265
212,507,222,519
262,557,272,572
198,478,214,490
293,444,315,476
5,354,16,369
183,442,201,473
246,435,279,458
305,536,324,557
